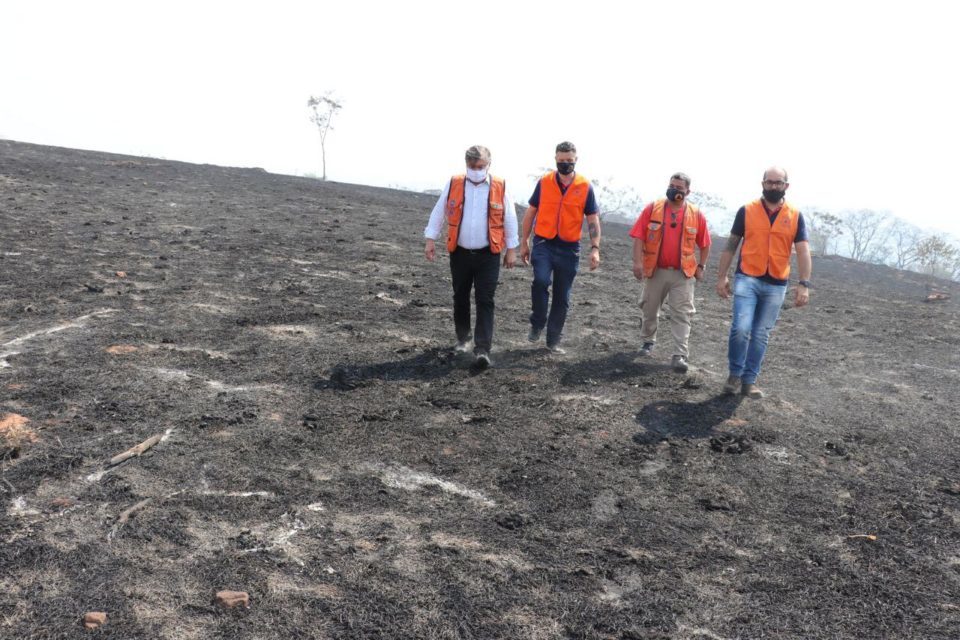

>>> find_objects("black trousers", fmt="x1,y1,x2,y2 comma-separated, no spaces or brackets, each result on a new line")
449,247,500,353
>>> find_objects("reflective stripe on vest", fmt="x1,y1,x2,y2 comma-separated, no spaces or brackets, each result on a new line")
444,175,506,254
533,172,590,242
740,200,799,280
641,199,701,278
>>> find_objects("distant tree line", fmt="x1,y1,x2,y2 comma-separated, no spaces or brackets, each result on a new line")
806,209,960,281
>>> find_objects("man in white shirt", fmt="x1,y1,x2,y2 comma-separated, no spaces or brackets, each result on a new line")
424,145,519,370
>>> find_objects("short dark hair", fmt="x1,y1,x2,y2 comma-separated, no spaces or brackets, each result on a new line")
670,172,691,188
555,141,577,154
465,145,491,164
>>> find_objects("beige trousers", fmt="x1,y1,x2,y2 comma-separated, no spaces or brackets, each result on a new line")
639,268,697,357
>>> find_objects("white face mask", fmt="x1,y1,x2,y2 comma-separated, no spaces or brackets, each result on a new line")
466,168,488,183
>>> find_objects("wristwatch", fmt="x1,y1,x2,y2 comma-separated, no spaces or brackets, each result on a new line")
798,280,811,288
696,264,705,269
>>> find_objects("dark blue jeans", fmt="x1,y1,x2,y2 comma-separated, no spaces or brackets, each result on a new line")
530,236,580,346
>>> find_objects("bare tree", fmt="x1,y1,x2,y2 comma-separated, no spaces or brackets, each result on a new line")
686,191,731,236
915,236,960,278
804,209,844,256
841,209,892,262
891,224,924,270
590,177,644,223
685,190,726,212
307,92,343,181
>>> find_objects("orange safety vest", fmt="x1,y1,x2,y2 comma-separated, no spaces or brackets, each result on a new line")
641,199,701,278
445,175,506,254
533,172,591,242
740,200,799,280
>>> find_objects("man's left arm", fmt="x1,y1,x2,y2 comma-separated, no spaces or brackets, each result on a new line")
585,185,601,270
793,213,812,307
502,186,520,268
794,241,812,307
587,214,601,270
695,214,711,281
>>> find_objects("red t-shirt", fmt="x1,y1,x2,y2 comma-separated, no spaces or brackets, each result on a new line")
629,202,712,269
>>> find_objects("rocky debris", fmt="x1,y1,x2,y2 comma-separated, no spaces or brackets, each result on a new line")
709,433,752,454
50,497,74,509
215,590,250,609
82,612,107,630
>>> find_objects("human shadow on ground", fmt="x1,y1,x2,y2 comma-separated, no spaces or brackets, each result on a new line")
318,344,548,387
318,347,457,389
558,350,674,387
633,394,745,446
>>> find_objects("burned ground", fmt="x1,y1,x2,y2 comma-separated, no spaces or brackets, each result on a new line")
1,139,959,639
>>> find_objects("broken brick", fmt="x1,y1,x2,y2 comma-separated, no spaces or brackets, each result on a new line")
215,590,250,609
82,612,107,629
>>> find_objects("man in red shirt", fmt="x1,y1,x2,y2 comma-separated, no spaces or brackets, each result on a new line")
629,172,711,373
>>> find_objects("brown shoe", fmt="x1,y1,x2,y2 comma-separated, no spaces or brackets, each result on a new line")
723,375,741,395
742,383,764,399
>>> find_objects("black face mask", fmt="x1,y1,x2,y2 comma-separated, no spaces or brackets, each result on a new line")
762,189,785,203
556,161,576,175
666,187,685,203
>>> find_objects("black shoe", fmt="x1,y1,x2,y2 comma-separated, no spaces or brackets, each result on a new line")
671,355,689,373
454,338,472,353
527,327,542,343
474,352,491,370
546,343,566,355
638,342,655,357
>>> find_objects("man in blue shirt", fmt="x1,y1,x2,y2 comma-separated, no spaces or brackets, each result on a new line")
519,141,601,354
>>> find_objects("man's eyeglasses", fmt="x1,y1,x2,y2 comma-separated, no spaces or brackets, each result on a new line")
762,180,786,188
670,211,678,228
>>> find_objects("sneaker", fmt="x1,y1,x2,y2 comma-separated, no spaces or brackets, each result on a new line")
742,383,764,399
671,355,689,374
546,343,566,355
454,338,472,353
638,342,655,357
527,326,542,343
473,352,491,370
723,375,741,395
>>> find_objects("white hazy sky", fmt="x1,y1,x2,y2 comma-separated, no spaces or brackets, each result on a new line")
2,1,958,236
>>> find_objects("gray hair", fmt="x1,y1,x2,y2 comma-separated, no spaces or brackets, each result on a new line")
555,141,577,154
670,172,691,188
465,145,491,164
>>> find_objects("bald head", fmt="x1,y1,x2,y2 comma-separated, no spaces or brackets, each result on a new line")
762,166,789,183
761,166,789,204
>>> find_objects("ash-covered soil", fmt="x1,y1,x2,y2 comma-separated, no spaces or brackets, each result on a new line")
1,139,959,639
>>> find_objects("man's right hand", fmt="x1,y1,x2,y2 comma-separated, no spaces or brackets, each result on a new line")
632,264,644,281
520,241,531,266
716,275,732,299
424,239,436,262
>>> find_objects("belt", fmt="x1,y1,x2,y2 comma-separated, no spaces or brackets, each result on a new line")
457,246,490,254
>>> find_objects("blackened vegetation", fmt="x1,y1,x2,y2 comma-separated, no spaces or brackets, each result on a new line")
1,140,960,638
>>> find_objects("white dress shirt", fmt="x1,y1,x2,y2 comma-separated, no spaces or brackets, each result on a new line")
424,176,520,250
